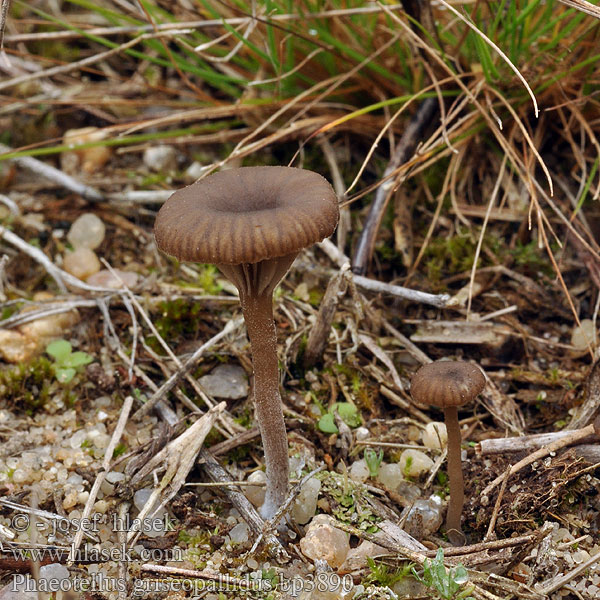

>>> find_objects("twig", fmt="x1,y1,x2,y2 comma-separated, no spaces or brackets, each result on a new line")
208,427,260,456
132,317,244,419
424,529,549,558
477,427,599,456
0,30,194,93
538,547,600,594
485,467,511,541
107,190,173,204
0,144,103,203
0,299,100,329
351,97,438,275
568,358,600,430
481,417,600,497
0,225,67,292
127,403,226,543
317,239,451,307
197,449,288,561
69,395,134,561
4,4,406,43
250,466,325,554
304,264,352,367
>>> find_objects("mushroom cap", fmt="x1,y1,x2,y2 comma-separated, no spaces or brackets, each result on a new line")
154,166,339,265
410,361,486,408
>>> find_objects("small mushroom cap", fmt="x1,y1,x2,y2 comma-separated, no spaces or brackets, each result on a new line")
154,166,339,265
410,361,486,408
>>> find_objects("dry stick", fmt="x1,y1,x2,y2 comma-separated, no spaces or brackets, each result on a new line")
197,449,288,561
303,264,351,367
568,357,600,430
0,30,193,93
5,4,406,43
501,522,554,580
484,467,511,542
0,299,100,328
481,417,600,498
0,144,103,203
69,395,134,561
424,529,549,558
352,97,438,275
332,520,503,600
0,225,67,292
538,549,600,595
132,316,244,419
477,427,599,456
100,259,239,432
318,239,451,307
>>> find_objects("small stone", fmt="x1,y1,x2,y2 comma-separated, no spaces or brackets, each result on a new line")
339,540,387,571
392,577,427,598
376,463,404,491
62,127,111,174
398,449,434,478
144,146,177,172
185,161,208,181
245,471,266,508
20,308,80,346
63,491,78,510
227,522,249,544
67,213,106,250
422,422,448,450
87,268,139,289
348,459,370,482
402,495,443,537
0,330,37,363
199,364,248,400
63,247,101,280
299,514,350,569
94,500,109,514
69,430,87,449
291,477,321,525
571,319,596,350
354,426,370,441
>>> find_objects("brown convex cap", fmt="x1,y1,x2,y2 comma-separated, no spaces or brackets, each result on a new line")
410,361,486,408
154,166,339,265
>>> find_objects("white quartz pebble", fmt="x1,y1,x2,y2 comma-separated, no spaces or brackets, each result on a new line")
399,449,434,478
422,422,448,450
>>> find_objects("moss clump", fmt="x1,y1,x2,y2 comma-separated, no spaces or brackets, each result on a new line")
148,298,204,353
0,357,56,412
423,233,479,282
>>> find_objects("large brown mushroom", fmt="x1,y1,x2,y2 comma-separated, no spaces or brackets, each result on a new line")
410,360,485,545
154,166,339,521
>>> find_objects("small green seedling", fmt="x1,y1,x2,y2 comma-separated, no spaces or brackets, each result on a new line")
317,402,361,433
364,448,384,478
412,548,474,600
46,339,93,383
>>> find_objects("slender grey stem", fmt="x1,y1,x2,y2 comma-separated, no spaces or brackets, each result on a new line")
444,405,465,546
241,291,289,521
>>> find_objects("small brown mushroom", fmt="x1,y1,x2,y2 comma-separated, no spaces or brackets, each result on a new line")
410,360,485,545
154,166,339,521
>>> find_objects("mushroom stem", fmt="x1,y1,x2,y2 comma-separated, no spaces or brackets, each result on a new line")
241,290,289,521
443,405,465,546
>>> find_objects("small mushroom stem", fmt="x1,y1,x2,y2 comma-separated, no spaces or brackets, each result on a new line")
241,290,289,521
443,405,465,546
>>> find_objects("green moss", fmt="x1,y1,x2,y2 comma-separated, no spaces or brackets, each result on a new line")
423,233,479,282
0,357,56,412
196,264,222,294
148,298,204,353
